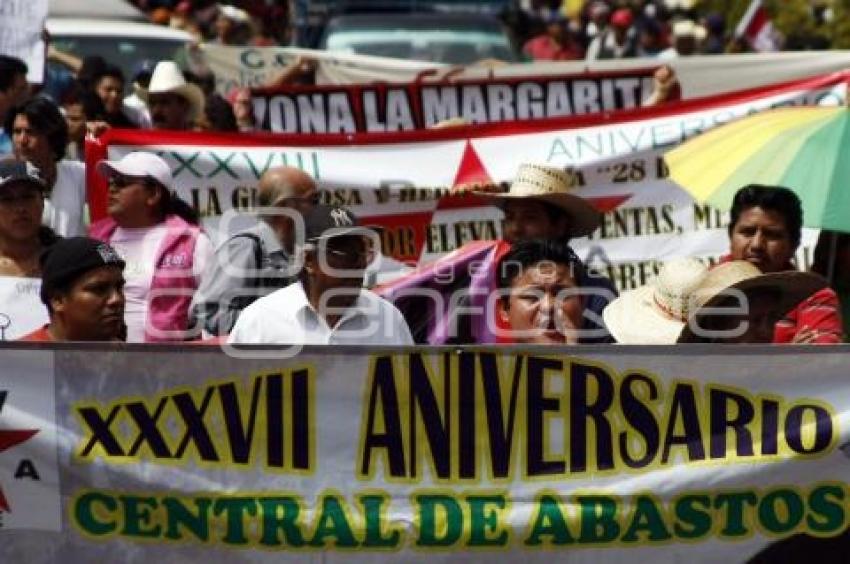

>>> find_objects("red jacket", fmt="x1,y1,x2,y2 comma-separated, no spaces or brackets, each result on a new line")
717,256,843,344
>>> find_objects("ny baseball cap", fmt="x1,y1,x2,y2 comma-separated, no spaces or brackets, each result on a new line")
303,204,372,243
40,237,125,304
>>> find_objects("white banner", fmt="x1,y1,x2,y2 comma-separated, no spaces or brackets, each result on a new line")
87,72,846,290
1,344,850,562
202,43,850,100
0,0,46,83
0,277,48,341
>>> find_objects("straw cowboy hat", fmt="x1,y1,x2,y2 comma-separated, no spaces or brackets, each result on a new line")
474,163,602,238
138,61,205,121
603,257,708,345
677,261,827,343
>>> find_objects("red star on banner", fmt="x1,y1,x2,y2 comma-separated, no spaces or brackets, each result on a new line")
444,140,633,212
0,428,38,512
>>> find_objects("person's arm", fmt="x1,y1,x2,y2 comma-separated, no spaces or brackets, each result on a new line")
47,44,83,74
642,65,680,107
190,234,261,337
264,56,317,89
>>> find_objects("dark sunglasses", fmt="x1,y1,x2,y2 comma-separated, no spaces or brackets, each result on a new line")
108,176,156,190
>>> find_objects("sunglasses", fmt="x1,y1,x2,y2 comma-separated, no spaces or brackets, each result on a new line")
108,176,157,190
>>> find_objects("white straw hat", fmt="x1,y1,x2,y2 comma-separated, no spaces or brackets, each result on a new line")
473,163,601,238
677,261,828,343
603,257,708,344
138,61,205,122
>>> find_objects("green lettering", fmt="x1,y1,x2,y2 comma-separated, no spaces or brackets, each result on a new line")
416,494,463,547
259,497,305,547
360,495,400,548
759,489,804,535
578,496,620,543
309,496,358,548
807,485,846,534
673,495,712,539
213,497,258,544
715,491,757,537
120,496,161,538
468,495,507,546
621,496,672,542
524,495,574,546
74,492,118,536
163,497,210,541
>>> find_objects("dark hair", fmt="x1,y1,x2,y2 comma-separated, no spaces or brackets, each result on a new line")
496,239,586,304
94,64,125,87
728,184,803,248
203,93,237,131
149,185,200,226
77,56,108,91
4,97,69,161
0,55,27,91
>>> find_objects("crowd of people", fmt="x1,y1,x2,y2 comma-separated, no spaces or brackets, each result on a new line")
0,0,846,346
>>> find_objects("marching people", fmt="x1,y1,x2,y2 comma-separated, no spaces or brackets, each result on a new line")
494,239,602,345
228,204,413,345
724,185,843,343
0,161,60,278
5,97,87,237
19,237,125,342
191,165,319,337
89,151,213,342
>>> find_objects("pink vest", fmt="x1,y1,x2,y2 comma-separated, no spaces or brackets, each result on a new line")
89,215,201,342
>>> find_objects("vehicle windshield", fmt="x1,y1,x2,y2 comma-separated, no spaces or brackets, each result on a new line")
325,29,515,63
50,36,187,85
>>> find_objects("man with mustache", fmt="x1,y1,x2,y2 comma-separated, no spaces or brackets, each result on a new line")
724,184,842,343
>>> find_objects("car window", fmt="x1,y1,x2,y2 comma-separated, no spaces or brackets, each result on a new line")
51,36,186,89
324,29,517,64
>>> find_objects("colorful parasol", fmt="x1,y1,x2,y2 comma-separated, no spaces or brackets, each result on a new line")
665,106,850,232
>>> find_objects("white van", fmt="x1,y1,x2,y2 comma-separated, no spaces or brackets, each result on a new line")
46,0,192,82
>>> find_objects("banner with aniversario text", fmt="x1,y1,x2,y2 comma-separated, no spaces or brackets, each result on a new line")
2,343,850,562
87,71,846,290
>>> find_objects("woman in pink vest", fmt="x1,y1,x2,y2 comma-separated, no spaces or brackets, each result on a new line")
90,151,212,342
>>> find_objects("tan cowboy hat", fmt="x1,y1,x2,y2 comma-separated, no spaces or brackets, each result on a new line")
473,163,602,238
677,261,828,343
137,61,205,121
603,258,708,344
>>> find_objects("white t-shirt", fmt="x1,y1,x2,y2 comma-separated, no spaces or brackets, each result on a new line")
44,160,86,237
228,281,414,346
110,225,213,342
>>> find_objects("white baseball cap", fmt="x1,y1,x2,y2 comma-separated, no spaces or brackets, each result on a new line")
96,151,173,190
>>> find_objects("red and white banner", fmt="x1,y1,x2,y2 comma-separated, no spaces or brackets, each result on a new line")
87,71,846,289
250,67,662,134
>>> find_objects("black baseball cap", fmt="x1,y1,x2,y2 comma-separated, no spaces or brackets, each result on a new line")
0,160,46,192
40,237,125,304
303,204,372,243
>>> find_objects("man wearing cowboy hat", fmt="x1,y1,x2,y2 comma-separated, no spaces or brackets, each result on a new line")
141,61,205,130
474,163,617,343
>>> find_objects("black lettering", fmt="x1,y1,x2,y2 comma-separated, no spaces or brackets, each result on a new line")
526,356,565,476
661,384,705,463
619,374,659,468
709,389,755,458
361,356,406,477
570,361,615,472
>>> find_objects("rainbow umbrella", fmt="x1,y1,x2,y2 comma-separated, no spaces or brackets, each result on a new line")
665,106,850,232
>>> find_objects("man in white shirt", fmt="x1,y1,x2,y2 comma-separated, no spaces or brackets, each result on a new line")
229,205,413,345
